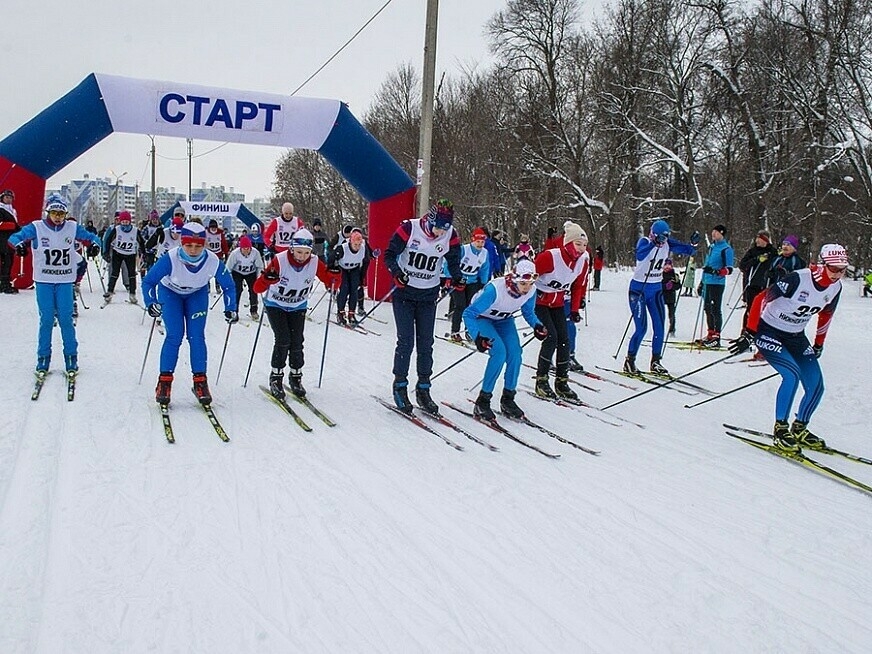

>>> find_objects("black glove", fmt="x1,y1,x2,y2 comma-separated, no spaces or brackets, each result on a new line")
147,303,163,318
654,233,667,245
262,267,280,283
703,266,716,275
533,324,548,341
812,344,823,358
474,334,493,353
87,243,101,258
690,230,701,246
728,331,754,355
393,271,409,288
224,310,239,324
14,243,28,257
452,276,466,292
332,245,344,260
569,311,581,323
580,298,587,310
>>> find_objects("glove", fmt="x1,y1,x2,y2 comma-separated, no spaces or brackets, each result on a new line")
690,230,701,246
812,344,823,358
569,311,581,323
757,254,769,263
718,267,730,277
654,233,667,245
533,324,548,341
580,298,586,310
664,281,674,291
393,271,410,288
87,243,101,258
474,334,493,353
332,245,344,260
262,266,280,283
224,310,239,324
697,282,703,295
452,276,466,292
728,331,754,355
14,243,28,257
703,266,716,275
147,303,162,318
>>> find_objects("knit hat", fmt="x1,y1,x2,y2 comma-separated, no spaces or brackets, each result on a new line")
44,193,68,213
713,224,727,236
512,259,537,280
148,210,160,220
427,199,454,230
208,219,218,228
471,227,487,241
819,243,848,267
563,221,587,245
782,234,799,250
290,228,314,250
238,235,252,249
756,229,770,244
173,206,185,216
118,210,132,223
312,217,322,227
180,222,207,245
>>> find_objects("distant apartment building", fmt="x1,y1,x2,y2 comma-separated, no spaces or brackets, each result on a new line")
138,187,188,216
51,175,137,227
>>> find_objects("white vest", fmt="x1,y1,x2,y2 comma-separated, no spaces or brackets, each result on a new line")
473,278,535,321
534,249,584,293
159,249,220,295
459,244,487,276
205,230,224,255
266,254,319,310
761,268,842,332
632,241,669,284
32,220,77,284
397,219,454,289
156,231,180,259
227,248,262,275
112,226,138,255
338,241,366,270
272,217,302,250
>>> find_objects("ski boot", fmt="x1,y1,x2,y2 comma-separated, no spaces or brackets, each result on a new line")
623,355,640,375
473,391,495,421
36,356,50,374
288,368,306,398
534,375,557,399
347,310,358,326
128,293,138,305
567,356,584,373
357,304,366,318
773,420,800,452
449,332,463,343
251,310,259,321
336,311,347,326
500,389,525,419
269,369,285,400
192,372,212,405
415,382,439,415
554,376,578,401
700,331,721,348
791,420,826,450
102,292,113,304
392,379,413,414
650,356,669,376
155,372,173,405
65,354,78,374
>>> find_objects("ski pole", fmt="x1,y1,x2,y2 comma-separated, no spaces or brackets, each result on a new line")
317,281,336,388
85,258,93,293
599,351,738,411
354,286,395,329
242,304,267,388
612,248,659,359
683,371,778,409
216,322,233,384
138,317,159,384
306,284,330,317
210,290,223,311
432,348,477,381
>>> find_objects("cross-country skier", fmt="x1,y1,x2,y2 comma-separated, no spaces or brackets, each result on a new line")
8,194,101,375
447,226,491,341
623,219,699,377
138,210,163,276
263,202,304,257
102,210,140,304
728,243,848,452
146,215,185,260
253,228,338,400
142,222,238,406
0,189,20,294
384,199,462,414
532,221,589,400
463,259,547,421
225,235,264,320
328,226,369,325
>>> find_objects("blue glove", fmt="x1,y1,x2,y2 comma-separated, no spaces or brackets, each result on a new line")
690,230,701,246
147,303,162,318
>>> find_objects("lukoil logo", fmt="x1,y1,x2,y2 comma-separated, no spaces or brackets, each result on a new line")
158,94,282,132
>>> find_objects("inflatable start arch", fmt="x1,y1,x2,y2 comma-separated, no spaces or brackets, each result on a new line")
0,73,416,290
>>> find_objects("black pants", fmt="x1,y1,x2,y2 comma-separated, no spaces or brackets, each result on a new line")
337,267,363,312
450,282,482,334
0,232,14,285
266,306,306,370
703,284,725,333
593,269,601,290
391,286,438,383
535,304,570,377
665,300,676,334
107,251,137,294
232,271,258,313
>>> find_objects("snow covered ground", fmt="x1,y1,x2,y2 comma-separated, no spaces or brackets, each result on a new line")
0,267,870,653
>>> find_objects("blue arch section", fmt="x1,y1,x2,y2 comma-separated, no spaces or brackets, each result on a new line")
318,104,414,203
0,74,112,180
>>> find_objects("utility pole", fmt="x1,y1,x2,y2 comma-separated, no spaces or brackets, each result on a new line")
417,0,439,217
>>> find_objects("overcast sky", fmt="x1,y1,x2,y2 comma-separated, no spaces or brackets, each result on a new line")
0,0,523,202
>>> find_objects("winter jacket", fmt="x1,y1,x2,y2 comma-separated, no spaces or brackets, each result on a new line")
739,243,779,289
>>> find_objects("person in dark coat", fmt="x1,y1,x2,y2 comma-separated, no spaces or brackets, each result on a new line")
738,229,779,330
